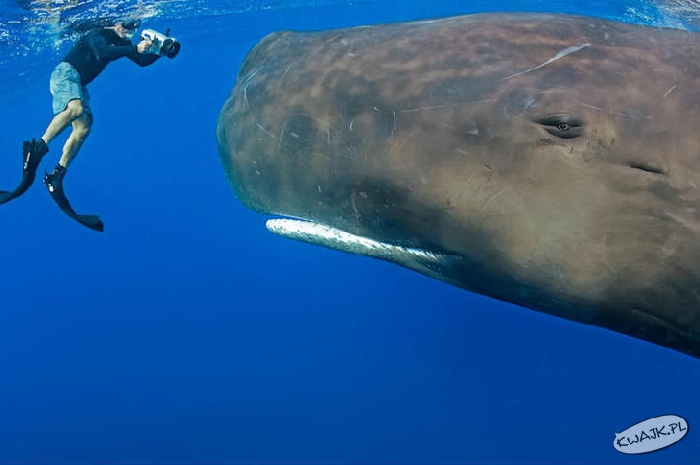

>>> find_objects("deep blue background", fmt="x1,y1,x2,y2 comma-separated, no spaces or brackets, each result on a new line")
0,0,698,463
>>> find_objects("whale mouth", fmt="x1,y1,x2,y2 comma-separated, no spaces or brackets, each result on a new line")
265,217,449,264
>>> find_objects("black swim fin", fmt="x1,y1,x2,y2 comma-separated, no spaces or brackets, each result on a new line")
0,138,49,205
43,164,104,232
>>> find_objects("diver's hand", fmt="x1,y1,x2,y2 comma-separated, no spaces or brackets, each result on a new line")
137,40,152,53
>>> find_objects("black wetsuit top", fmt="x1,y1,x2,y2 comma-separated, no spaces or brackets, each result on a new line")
63,28,158,86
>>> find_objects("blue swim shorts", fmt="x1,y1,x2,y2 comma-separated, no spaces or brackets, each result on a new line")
49,62,92,116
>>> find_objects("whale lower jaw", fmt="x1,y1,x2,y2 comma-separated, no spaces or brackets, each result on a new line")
266,217,455,279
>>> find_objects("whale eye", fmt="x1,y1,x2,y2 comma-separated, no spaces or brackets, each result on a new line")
535,115,584,139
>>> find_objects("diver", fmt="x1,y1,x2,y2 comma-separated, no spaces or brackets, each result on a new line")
0,20,161,231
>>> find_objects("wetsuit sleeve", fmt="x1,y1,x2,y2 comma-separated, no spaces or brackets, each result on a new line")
88,32,137,62
126,50,160,67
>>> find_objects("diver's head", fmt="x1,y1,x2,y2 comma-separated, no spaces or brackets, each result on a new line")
115,20,140,39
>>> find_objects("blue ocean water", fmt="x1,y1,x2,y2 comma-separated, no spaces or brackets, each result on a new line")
0,0,699,463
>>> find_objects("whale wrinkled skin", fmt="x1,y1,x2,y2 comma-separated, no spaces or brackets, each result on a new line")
217,13,700,358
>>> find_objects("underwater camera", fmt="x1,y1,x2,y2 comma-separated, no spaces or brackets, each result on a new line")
140,28,180,59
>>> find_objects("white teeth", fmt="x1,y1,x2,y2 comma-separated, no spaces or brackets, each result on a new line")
265,218,444,262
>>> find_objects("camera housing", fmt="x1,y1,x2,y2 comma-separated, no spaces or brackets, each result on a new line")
140,28,180,59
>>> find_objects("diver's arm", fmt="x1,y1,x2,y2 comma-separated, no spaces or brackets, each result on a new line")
127,50,159,67
88,33,137,62
125,38,160,66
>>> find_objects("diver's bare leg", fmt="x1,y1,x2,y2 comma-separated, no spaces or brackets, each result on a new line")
58,112,92,168
41,98,86,145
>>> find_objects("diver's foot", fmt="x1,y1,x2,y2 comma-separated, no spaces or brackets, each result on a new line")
0,138,50,205
42,164,104,232
43,164,66,193
23,138,48,177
